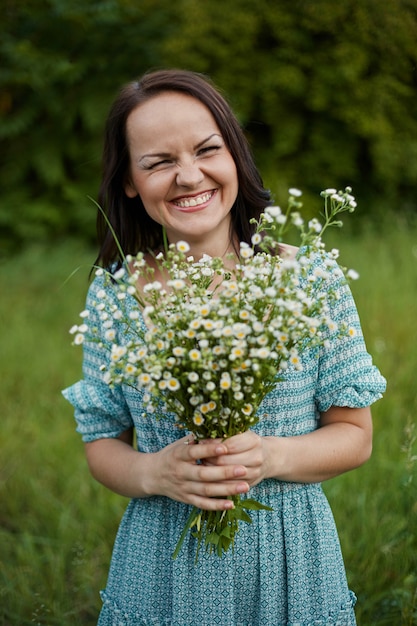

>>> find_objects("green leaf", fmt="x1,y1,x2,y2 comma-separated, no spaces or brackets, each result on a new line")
241,498,274,511
220,526,231,538
234,508,253,524
205,532,220,547
219,535,233,552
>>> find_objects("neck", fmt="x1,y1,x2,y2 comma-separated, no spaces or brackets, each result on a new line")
164,231,239,267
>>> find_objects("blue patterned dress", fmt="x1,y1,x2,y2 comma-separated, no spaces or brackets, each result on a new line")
63,256,386,626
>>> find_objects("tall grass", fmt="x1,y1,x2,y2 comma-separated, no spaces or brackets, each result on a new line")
0,241,126,625
324,216,417,625
0,220,416,625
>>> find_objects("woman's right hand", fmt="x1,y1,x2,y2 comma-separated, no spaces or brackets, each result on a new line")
84,431,249,510
146,435,250,510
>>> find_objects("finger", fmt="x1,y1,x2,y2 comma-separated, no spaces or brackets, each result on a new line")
194,462,247,482
180,434,196,446
187,478,250,502
175,444,248,484
222,431,258,453
199,437,224,446
187,494,235,511
186,440,229,462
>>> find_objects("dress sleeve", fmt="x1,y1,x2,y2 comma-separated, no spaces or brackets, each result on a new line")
313,258,386,413
62,274,134,442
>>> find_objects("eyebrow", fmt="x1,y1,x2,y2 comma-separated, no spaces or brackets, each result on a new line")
138,133,222,164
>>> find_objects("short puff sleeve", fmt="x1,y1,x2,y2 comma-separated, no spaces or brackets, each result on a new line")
313,257,386,412
62,273,134,442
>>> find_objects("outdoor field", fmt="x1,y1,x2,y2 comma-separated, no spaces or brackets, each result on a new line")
1,215,416,625
2,3,417,622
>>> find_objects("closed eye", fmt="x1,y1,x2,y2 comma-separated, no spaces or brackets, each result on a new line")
197,144,221,156
146,159,172,170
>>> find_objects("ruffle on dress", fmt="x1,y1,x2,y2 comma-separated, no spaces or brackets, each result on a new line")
97,589,357,626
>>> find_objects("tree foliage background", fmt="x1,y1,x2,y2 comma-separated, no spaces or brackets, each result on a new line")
1,0,417,254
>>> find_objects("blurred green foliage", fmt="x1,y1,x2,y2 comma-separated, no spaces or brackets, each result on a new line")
1,0,416,253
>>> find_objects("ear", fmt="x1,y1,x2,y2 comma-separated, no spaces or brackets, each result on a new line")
124,178,138,198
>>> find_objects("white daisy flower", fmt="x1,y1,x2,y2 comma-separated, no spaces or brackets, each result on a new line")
176,241,190,253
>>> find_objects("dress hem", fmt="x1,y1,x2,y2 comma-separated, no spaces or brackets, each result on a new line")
98,589,357,626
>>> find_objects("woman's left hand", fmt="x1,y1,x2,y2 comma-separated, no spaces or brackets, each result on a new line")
202,431,272,488
202,405,373,487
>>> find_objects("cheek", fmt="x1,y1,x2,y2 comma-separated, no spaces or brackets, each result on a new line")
225,160,239,199
225,155,238,182
131,175,159,207
137,180,169,225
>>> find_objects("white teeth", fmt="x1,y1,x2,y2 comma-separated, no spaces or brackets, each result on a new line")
175,192,213,208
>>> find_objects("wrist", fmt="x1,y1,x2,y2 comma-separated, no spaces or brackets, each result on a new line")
263,436,289,481
137,451,160,497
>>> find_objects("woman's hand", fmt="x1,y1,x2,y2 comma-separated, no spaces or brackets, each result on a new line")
85,432,251,511
202,405,373,485
148,435,251,510
202,431,272,488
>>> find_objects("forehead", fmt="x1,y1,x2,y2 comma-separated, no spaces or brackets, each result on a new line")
125,91,221,148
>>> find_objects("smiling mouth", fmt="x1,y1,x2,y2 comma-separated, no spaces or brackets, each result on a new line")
173,190,215,209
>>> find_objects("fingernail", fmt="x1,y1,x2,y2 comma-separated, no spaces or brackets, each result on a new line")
236,483,249,493
234,467,246,477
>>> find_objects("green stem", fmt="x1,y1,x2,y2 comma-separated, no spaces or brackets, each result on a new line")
88,196,128,268
172,505,199,560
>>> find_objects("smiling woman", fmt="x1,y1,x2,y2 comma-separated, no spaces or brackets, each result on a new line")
96,69,270,270
123,91,239,255
63,68,386,626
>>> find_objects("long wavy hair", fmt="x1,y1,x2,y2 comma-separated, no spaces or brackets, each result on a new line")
95,69,271,268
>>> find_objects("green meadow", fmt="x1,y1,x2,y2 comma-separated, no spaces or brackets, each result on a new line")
1,219,416,625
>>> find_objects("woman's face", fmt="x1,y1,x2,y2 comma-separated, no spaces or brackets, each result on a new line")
124,91,239,254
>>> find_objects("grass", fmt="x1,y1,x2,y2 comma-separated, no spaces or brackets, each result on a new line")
324,217,417,625
0,220,416,625
0,240,125,625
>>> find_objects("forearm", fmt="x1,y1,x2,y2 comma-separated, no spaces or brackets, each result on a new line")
264,406,373,484
84,431,252,509
84,435,158,498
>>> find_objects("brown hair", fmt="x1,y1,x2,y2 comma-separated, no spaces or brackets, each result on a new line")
95,69,271,268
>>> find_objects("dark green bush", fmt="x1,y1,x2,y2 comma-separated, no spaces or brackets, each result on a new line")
1,0,416,253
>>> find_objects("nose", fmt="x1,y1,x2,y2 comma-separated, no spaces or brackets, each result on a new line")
175,162,204,188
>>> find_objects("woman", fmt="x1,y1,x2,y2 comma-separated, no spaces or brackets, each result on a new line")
64,69,386,625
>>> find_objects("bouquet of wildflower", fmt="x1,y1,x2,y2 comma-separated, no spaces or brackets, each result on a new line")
70,187,358,561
